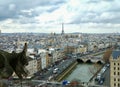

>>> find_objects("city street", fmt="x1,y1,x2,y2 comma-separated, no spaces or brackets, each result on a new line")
94,64,110,87
33,57,76,81
103,66,110,87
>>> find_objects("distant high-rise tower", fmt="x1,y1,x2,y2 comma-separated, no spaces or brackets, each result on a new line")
61,23,64,35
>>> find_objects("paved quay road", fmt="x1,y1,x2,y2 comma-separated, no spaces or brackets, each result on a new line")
93,64,110,87
103,67,110,87
33,57,76,81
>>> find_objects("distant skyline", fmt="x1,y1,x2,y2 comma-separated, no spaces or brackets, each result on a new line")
0,0,120,33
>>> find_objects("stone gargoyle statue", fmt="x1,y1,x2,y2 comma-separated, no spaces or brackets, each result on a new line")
0,43,29,80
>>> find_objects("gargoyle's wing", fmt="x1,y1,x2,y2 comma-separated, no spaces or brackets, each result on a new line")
0,53,13,79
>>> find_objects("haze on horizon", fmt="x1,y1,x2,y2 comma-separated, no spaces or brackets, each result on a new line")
0,0,120,33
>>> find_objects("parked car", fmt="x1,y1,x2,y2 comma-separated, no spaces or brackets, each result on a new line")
53,68,59,74
95,73,101,81
106,63,110,67
99,77,105,85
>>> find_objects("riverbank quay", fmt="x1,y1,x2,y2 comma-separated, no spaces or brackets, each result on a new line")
91,50,105,56
89,64,105,82
88,63,110,87
54,60,78,82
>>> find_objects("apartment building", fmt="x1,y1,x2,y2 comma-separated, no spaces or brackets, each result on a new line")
26,58,38,77
110,50,120,87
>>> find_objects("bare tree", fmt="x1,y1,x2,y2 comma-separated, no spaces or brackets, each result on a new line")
103,48,113,63
89,63,101,75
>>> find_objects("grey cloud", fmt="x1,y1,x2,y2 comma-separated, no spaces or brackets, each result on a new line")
0,0,66,21
0,5,18,20
19,10,38,18
103,0,114,2
107,5,120,12
13,0,64,10
99,16,120,24
70,0,120,24
70,11,120,24
14,16,39,24
87,0,114,3
87,0,100,3
69,12,99,24
47,6,59,13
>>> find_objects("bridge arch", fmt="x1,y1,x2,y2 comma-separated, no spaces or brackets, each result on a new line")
96,60,103,64
77,59,84,63
86,59,92,63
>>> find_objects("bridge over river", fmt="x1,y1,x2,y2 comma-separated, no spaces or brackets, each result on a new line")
62,52,105,87
77,56,104,64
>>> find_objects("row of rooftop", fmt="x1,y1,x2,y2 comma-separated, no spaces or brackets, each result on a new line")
0,33,119,51
0,33,120,78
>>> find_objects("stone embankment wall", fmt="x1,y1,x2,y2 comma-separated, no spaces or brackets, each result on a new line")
55,61,78,82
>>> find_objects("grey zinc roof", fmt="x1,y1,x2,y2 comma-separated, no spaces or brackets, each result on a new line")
112,51,120,59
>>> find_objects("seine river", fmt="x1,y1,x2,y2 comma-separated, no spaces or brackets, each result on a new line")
64,63,102,82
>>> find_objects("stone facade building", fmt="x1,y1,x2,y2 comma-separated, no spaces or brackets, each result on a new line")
110,50,120,87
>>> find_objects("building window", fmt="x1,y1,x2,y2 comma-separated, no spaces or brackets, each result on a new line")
118,72,120,75
114,78,116,81
118,67,120,70
114,63,116,65
118,78,120,81
118,83,120,87
118,63,119,65
114,72,116,75
114,67,116,70
114,83,116,86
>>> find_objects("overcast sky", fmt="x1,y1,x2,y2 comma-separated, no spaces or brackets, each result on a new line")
0,0,120,33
